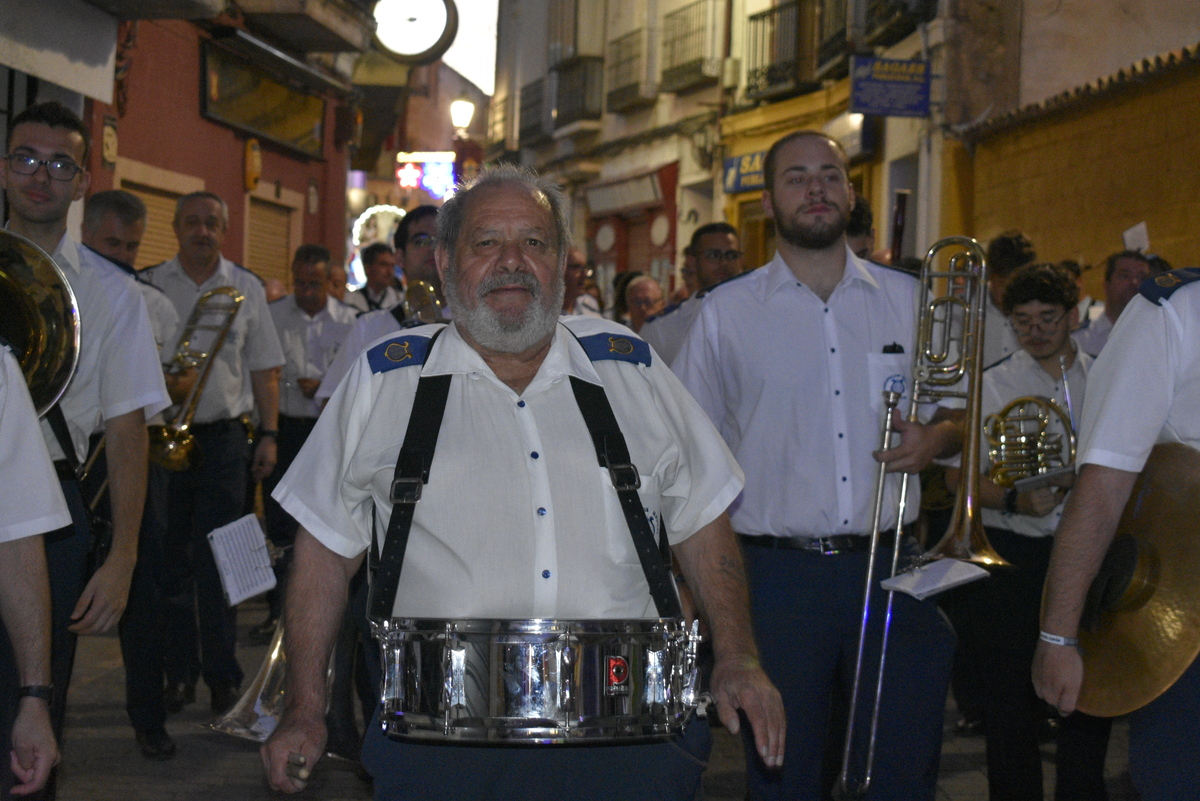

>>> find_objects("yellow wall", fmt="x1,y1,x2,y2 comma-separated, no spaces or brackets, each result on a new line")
971,64,1200,298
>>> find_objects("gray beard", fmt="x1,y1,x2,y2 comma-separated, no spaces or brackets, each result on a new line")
445,264,565,354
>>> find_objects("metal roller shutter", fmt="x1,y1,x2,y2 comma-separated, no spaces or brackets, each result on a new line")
246,197,292,287
122,181,180,270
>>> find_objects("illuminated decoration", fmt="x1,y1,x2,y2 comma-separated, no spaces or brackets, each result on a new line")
352,204,406,247
396,151,458,200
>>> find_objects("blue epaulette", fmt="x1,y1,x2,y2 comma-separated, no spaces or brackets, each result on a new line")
576,332,652,367
644,300,683,324
1140,268,1200,306
367,334,435,373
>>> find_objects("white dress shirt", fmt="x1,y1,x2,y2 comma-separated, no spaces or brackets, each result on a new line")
973,347,1091,538
140,255,284,423
983,294,1019,367
639,293,704,370
0,346,71,542
39,234,170,463
275,317,743,620
675,249,930,537
344,284,403,314
1073,310,1113,356
315,309,403,402
270,296,357,418
1078,276,1200,473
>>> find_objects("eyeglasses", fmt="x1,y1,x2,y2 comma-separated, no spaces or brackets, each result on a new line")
1010,308,1067,335
407,232,435,249
4,153,83,182
700,248,743,263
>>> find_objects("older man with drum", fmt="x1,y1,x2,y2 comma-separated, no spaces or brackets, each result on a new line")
262,164,784,800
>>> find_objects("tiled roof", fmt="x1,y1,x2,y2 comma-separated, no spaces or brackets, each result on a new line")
965,42,1200,138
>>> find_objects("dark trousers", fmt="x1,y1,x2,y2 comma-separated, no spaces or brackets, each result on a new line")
360,708,711,800
261,414,316,619
964,527,1111,801
1128,653,1200,800
162,420,247,692
0,479,92,801
740,538,956,801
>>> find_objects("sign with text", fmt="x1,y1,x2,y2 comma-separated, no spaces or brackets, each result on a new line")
850,56,931,118
723,150,767,194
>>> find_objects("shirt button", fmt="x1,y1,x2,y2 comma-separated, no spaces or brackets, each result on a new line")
834,390,840,395
842,476,848,482
537,507,547,516
517,400,526,408
542,569,551,579
830,348,836,353
531,451,539,459
838,433,844,438
844,519,849,525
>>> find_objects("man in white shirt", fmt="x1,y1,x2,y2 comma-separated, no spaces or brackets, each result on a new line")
947,263,1110,801
262,165,783,800
1034,267,1200,801
140,192,284,716
1072,250,1154,355
675,130,960,801
982,231,1036,367
344,242,402,313
0,345,68,797
1,102,170,791
259,245,356,634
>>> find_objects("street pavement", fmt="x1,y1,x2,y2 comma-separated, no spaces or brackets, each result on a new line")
54,601,1140,800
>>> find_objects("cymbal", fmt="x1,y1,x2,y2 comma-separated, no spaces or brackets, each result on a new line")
1077,442,1200,717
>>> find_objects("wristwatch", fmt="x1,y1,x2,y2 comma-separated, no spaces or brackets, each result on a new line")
256,428,278,440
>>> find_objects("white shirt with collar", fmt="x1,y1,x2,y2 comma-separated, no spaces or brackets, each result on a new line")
1078,275,1200,473
315,309,404,402
1072,310,1112,356
344,284,403,314
675,248,929,538
274,316,742,620
974,347,1091,538
140,255,284,424
0,346,71,542
983,294,1020,367
38,233,170,463
270,295,357,418
639,293,704,371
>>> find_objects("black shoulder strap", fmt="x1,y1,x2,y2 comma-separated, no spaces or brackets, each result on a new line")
367,372,452,621
46,404,80,476
390,304,407,327
568,376,682,619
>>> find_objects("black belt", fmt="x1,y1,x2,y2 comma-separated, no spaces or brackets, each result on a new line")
190,418,244,433
738,530,897,555
53,459,79,482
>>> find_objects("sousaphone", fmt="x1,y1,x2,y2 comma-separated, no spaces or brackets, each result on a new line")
1075,442,1200,716
0,229,79,415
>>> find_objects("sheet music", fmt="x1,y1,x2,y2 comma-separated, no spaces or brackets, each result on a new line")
880,558,989,600
207,514,276,606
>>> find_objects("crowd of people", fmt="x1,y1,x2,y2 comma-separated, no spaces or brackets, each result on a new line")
2,100,1198,801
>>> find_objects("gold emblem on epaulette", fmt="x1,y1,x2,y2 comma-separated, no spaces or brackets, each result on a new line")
608,337,634,355
1156,274,1181,287
385,341,413,362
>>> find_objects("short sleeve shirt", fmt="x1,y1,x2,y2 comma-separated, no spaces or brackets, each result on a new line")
315,309,403,401
639,293,704,370
270,296,358,418
140,255,284,423
274,317,743,620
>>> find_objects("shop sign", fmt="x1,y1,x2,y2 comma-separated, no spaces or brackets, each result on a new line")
850,56,930,118
723,150,766,194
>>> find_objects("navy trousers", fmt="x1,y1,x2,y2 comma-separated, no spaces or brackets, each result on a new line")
162,420,247,692
260,414,316,619
740,538,956,801
360,708,711,800
1128,653,1200,800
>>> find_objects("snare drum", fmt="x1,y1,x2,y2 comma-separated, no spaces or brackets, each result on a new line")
371,618,702,744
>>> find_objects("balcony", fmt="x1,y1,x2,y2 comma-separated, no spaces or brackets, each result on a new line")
816,0,848,77
554,56,603,132
606,29,657,112
746,1,811,100
85,0,223,18
487,92,510,150
660,0,720,94
237,0,375,52
818,0,938,78
519,77,553,145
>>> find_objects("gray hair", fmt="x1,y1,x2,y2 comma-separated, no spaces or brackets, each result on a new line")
174,191,229,227
83,189,146,232
437,164,572,267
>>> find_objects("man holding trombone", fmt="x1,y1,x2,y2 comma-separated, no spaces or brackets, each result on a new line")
675,130,959,800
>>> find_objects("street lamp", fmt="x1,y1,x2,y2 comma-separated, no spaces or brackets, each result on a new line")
450,97,476,134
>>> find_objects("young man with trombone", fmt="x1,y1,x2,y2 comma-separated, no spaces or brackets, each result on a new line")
1034,267,1200,800
675,130,960,800
947,263,1110,800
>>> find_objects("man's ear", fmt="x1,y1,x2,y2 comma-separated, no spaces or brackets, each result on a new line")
761,189,775,221
435,244,448,283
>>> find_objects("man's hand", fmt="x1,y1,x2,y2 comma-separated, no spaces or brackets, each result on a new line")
874,410,958,474
251,436,278,482
261,710,325,793
710,654,785,768
69,553,135,634
296,378,321,399
9,697,58,796
1032,640,1084,716
164,366,198,405
1019,487,1062,517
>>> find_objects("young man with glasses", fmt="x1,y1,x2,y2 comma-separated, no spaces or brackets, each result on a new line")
641,222,745,368
2,101,170,793
947,263,1111,801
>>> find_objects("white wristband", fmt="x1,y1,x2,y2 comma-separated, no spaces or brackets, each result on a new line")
1039,631,1079,647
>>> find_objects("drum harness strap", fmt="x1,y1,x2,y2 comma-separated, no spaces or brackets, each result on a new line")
368,330,683,621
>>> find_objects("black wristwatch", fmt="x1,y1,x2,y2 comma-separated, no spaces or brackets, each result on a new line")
1003,487,1019,515
256,428,278,440
17,685,53,703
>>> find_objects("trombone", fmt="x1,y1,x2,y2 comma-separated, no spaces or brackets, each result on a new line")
835,237,1008,800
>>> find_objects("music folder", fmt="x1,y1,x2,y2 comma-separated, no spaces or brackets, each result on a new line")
207,513,276,606
880,558,989,601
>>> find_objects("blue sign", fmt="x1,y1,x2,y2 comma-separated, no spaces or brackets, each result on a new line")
723,150,767,194
850,56,931,118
